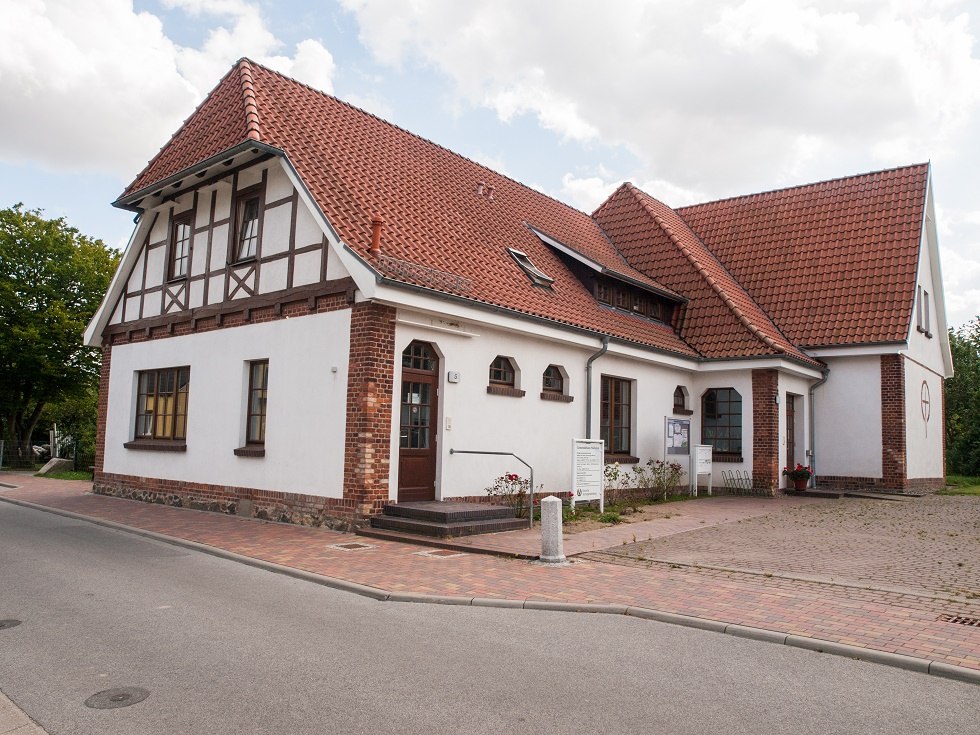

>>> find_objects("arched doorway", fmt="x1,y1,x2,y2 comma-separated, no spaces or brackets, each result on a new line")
398,340,439,502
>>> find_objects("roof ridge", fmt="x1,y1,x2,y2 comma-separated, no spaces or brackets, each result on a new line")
624,183,785,355
237,58,262,142
677,162,931,212
241,58,595,220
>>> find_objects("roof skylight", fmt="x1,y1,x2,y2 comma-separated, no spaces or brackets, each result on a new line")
508,248,554,287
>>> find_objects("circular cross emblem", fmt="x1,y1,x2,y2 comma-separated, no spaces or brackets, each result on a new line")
920,380,931,423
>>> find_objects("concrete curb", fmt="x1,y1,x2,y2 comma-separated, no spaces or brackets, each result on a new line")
2,493,978,687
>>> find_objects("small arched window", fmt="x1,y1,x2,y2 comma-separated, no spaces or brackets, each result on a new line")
402,341,436,371
542,365,564,394
673,386,686,412
489,356,516,387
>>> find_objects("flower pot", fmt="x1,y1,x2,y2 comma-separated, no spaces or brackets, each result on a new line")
793,478,808,491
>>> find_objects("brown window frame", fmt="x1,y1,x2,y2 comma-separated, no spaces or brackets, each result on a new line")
600,375,632,455
542,365,564,394
231,184,263,263
489,356,516,387
168,211,193,281
702,387,742,459
133,367,190,442
245,360,269,445
674,386,686,412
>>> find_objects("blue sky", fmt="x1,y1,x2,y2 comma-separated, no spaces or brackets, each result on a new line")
2,0,978,327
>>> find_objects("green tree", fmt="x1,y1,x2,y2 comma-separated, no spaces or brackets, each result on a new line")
0,204,119,455
945,317,980,475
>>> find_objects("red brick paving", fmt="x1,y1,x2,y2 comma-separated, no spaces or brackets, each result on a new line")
2,473,979,673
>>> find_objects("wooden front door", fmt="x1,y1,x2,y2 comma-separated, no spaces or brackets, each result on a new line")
398,341,438,502
786,394,796,469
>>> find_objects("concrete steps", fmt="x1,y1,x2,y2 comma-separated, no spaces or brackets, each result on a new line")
367,501,526,538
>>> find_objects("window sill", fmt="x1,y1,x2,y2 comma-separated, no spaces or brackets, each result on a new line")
229,256,257,267
234,446,265,458
712,454,744,463
487,385,526,398
124,440,186,452
604,454,639,465
166,275,189,284
672,408,694,415
540,392,573,403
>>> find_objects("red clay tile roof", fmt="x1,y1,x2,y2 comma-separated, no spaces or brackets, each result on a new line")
677,164,929,347
594,184,819,365
120,60,696,357
118,59,927,363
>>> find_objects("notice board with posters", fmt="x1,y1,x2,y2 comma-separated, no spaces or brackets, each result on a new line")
571,438,605,513
665,417,691,456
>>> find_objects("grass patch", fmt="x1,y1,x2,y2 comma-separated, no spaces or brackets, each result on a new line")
35,470,93,481
940,475,980,496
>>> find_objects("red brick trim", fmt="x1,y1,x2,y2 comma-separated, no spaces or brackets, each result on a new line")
94,344,111,477
103,277,355,346
752,369,779,495
487,385,526,397
880,354,907,488
343,302,396,517
94,472,361,529
815,475,944,492
123,440,187,452
233,446,265,457
539,392,573,402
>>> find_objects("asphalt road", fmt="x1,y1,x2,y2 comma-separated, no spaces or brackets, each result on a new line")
0,501,977,735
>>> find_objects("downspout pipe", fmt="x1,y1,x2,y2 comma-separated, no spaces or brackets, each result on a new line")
585,336,611,440
807,367,831,488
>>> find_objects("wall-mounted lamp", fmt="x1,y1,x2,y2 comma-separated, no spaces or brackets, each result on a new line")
774,392,780,405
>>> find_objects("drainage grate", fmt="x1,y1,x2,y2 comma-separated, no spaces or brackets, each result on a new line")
0,619,22,630
414,549,466,558
938,614,980,627
328,542,376,551
84,687,150,710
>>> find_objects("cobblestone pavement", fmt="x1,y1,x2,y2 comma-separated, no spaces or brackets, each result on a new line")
586,494,980,602
2,474,979,674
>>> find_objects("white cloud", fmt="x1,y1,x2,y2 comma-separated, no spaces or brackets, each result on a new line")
341,0,980,324
0,0,337,178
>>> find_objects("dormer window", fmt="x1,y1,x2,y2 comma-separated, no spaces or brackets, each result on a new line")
508,249,553,287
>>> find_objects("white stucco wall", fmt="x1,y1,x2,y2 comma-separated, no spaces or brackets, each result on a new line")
813,355,882,478
690,370,754,488
904,230,946,374
904,357,944,479
389,313,694,500
104,309,351,497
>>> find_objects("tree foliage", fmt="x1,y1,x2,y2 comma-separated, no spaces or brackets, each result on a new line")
945,317,980,475
0,204,119,448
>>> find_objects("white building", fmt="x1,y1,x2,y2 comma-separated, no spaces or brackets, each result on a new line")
85,59,952,526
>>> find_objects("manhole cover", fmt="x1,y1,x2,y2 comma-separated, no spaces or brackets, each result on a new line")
0,619,22,630
84,687,150,709
415,549,465,558
328,542,375,551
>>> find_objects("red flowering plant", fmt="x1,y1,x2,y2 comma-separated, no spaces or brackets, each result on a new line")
782,464,813,481
485,472,532,517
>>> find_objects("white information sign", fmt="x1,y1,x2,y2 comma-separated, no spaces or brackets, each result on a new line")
572,438,605,512
691,444,713,497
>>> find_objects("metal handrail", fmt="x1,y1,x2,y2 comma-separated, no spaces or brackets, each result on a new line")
449,448,535,529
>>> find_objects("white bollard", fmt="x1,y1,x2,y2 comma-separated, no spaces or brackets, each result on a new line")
539,495,566,563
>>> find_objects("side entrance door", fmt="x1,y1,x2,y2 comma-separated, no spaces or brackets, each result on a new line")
398,341,439,502
786,394,796,469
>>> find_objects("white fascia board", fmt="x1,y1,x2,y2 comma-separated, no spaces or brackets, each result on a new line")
371,282,699,371
528,225,604,271
698,358,825,380
274,157,378,299
84,216,151,346
805,343,904,359
920,171,954,377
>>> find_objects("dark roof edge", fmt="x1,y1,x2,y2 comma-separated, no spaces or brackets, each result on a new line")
112,141,285,212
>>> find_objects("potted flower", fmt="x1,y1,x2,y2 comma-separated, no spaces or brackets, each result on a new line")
782,464,813,491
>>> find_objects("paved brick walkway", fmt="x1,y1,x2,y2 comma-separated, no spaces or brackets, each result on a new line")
591,494,980,602
2,473,979,674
